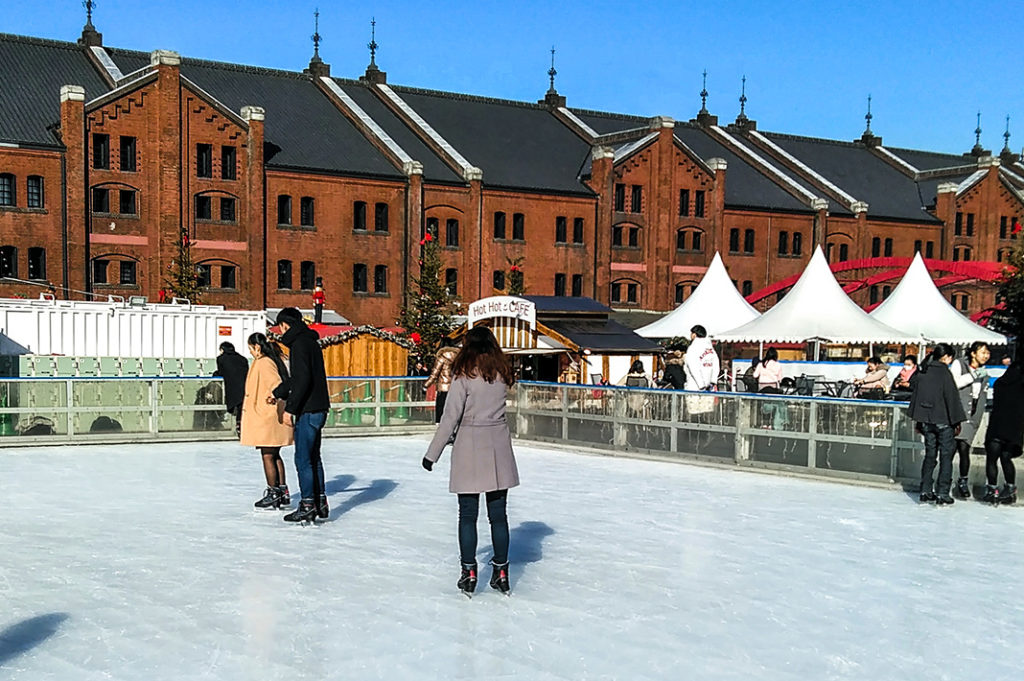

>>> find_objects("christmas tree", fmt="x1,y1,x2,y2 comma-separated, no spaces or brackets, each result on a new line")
164,228,203,303
507,256,525,296
398,232,456,369
990,222,1024,342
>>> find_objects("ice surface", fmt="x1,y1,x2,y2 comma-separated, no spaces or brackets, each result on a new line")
1,436,1023,680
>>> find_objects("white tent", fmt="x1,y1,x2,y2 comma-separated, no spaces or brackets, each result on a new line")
869,252,1006,345
636,252,760,337
715,246,920,344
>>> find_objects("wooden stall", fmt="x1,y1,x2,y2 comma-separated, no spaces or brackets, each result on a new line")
274,324,412,377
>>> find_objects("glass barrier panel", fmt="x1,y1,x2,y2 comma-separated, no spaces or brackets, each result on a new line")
815,441,892,476
748,396,810,433
816,401,893,440
159,406,230,434
566,417,615,448
565,386,614,418
624,423,671,452
520,384,563,414
676,428,735,459
678,392,736,427
74,409,151,434
2,380,68,410
382,405,435,427
748,435,809,467
0,409,69,437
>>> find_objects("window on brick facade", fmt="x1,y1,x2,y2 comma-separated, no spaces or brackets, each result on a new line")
92,187,110,213
120,136,136,172
611,282,621,303
966,213,975,237
300,197,315,227
679,189,690,217
555,216,567,244
839,243,849,261
674,282,688,305
512,213,525,241
374,203,389,232
914,240,922,254
676,229,686,251
220,197,236,222
744,229,755,254
493,270,505,290
951,292,969,311
195,195,212,221
778,231,789,255
871,237,881,258
628,227,640,248
572,217,584,244
0,174,14,206
742,280,753,297
120,260,137,285
119,190,137,216
300,261,316,290
954,212,963,236
695,190,706,218
374,265,388,294
614,183,625,211
571,274,583,297
27,176,43,208
277,260,292,289
882,285,892,300
93,133,109,170
27,247,45,280
791,232,802,256
925,241,934,258
692,230,702,251
352,263,368,293
196,264,211,288
729,228,740,253
884,238,893,257
870,285,879,305
446,218,459,247
554,273,566,297
826,242,834,261
953,246,972,262
493,211,506,239
611,280,638,304
627,283,638,303
91,258,107,285
998,248,1012,263
631,185,642,213
277,195,291,225
221,146,236,180
220,265,236,289
445,268,458,296
196,144,213,178
1001,216,1008,239
353,201,367,231
0,246,16,277
612,225,624,247
425,217,439,239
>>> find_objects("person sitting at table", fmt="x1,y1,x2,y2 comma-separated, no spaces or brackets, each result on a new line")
889,355,917,399
753,347,784,394
853,356,889,398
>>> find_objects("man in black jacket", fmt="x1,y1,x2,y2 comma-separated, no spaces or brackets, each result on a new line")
909,344,967,504
272,308,331,523
213,342,249,436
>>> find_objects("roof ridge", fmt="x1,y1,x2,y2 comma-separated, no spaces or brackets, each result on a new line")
106,46,309,80
883,144,968,159
388,83,547,110
567,106,649,123
762,130,864,149
0,32,84,51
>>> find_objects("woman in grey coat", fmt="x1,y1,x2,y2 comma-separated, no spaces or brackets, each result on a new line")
422,326,520,596
950,341,990,498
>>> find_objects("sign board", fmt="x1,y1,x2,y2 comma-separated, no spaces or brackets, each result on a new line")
218,326,233,336
467,296,536,330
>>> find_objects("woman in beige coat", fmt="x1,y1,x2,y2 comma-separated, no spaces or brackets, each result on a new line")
241,333,294,510
425,341,459,424
422,326,519,597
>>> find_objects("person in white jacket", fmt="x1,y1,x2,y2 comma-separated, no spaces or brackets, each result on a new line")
683,325,720,391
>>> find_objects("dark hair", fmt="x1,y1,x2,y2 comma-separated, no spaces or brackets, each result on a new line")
763,348,778,363
867,356,882,366
968,341,989,360
921,343,956,371
248,332,289,381
691,325,707,338
903,355,917,365
450,326,515,386
219,341,235,353
629,360,645,374
276,307,303,326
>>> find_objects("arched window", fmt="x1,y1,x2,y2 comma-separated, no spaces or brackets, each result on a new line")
353,201,367,231
951,292,970,311
352,263,368,293
0,245,17,277
277,195,292,225
952,246,972,262
374,203,389,232
743,229,755,254
493,211,506,239
676,228,704,252
374,265,388,293
445,268,458,296
871,237,881,258
27,247,46,280
27,176,44,208
0,174,15,207
493,270,505,290
613,223,641,249
299,197,315,227
300,261,316,290
611,278,640,305
674,281,697,305
196,259,238,289
277,259,292,290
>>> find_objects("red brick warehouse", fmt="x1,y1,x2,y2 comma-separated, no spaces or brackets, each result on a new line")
0,15,1020,325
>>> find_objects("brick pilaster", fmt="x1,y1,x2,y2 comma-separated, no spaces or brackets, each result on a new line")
242,105,266,309
60,85,87,298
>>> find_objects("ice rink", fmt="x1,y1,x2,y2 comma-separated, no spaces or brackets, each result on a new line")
2,435,1022,680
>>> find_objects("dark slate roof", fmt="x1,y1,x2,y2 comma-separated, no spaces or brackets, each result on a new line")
916,173,975,208
886,146,973,172
0,34,112,146
545,318,662,353
336,80,462,184
106,49,403,178
572,109,649,135
525,296,611,314
390,86,595,195
764,133,942,223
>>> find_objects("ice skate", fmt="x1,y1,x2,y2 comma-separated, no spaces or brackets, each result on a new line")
457,563,477,598
283,499,319,523
919,491,937,503
981,485,1000,504
954,477,971,499
254,487,280,509
277,485,291,507
489,560,510,595
936,495,955,506
316,493,329,519
998,484,1017,506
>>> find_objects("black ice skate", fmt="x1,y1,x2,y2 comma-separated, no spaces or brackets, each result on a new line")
316,494,329,519
919,491,937,503
489,560,510,595
982,485,1000,504
283,499,319,523
955,477,971,499
255,487,280,509
277,485,291,507
457,563,477,597
936,495,955,506
998,484,1017,505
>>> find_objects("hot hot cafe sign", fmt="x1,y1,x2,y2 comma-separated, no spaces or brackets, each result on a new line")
467,296,536,330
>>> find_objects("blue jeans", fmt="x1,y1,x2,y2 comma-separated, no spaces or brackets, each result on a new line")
294,411,327,501
920,422,956,496
457,490,509,566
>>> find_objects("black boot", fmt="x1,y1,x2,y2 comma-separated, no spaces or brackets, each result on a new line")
283,499,318,523
982,485,1000,504
998,484,1017,505
955,477,971,499
936,495,955,506
277,485,291,507
457,563,477,595
254,487,279,509
919,491,937,503
316,494,329,519
489,560,510,594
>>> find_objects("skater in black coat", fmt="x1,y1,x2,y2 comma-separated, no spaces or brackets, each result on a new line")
982,351,1024,504
213,342,249,436
908,343,966,505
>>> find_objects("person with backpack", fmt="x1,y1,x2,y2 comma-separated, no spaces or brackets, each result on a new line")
241,333,293,510
909,344,967,505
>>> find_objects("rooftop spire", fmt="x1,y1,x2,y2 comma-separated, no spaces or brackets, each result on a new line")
304,8,331,78
699,69,708,115
864,94,872,134
359,16,387,84
539,45,565,109
311,8,322,60
737,75,748,121
547,46,558,95
1003,114,1011,153
971,111,985,155
859,94,882,147
78,0,102,47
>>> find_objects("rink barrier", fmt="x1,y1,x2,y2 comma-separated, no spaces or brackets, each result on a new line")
0,376,435,444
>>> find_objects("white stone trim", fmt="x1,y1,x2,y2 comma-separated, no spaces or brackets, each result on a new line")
60,85,86,102
850,200,869,214
402,160,423,176
149,50,181,66
707,157,728,171
956,170,987,195
873,146,920,175
709,126,821,205
978,155,1000,168
557,107,599,139
1000,166,1024,186
89,46,124,82
936,182,958,194
180,76,249,130
241,106,265,122
613,133,658,164
650,116,675,129
375,84,476,179
85,71,157,110
320,78,415,166
748,130,860,209
115,66,154,87
811,198,829,211
592,146,615,161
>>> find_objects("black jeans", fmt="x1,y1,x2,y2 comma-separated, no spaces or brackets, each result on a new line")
434,390,447,424
920,422,956,496
985,438,1019,486
457,490,509,566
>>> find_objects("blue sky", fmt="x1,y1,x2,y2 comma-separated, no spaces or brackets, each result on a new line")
7,0,1022,154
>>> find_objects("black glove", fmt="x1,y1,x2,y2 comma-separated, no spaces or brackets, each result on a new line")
421,457,433,471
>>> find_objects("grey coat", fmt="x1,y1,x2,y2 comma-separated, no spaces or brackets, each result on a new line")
955,359,988,444
424,374,520,494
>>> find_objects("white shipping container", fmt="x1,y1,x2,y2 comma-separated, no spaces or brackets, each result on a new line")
0,296,265,359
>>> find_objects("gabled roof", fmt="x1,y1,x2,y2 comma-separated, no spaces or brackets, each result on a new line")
0,34,112,146
545,318,662,353
524,296,612,315
885,146,972,172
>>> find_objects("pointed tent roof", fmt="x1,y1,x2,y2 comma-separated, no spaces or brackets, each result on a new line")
715,247,920,343
869,252,1006,345
636,252,760,337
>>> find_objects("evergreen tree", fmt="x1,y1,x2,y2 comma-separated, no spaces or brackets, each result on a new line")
164,228,202,302
991,231,1024,341
507,256,525,296
398,232,456,368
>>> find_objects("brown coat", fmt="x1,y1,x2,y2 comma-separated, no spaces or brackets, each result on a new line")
425,347,458,392
240,356,294,448
424,374,520,494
